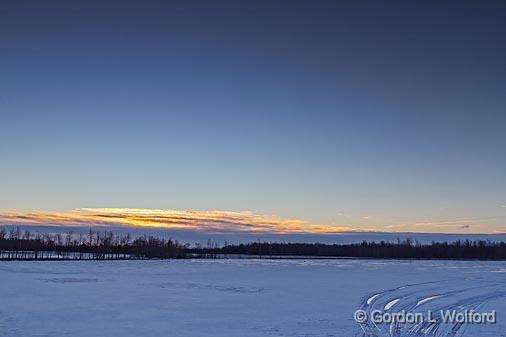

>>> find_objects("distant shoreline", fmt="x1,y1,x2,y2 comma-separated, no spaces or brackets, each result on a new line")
2,255,506,262
2,227,506,261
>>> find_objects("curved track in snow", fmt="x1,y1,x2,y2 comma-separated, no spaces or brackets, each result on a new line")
356,278,506,337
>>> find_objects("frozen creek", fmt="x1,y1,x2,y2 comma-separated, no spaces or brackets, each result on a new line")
1,259,505,337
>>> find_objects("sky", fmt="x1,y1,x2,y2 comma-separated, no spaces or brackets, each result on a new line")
1,1,505,236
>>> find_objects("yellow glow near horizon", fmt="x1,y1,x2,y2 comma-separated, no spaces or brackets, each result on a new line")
0,208,498,234
0,208,353,234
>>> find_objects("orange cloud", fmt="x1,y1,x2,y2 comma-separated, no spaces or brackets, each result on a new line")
0,208,352,234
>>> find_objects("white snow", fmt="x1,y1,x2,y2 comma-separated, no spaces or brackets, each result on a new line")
384,298,400,310
416,295,442,307
366,293,380,305
0,259,505,337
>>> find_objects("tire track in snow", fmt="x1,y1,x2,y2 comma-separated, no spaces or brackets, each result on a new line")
356,279,506,337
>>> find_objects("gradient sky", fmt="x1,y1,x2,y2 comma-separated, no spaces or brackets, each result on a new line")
1,1,505,234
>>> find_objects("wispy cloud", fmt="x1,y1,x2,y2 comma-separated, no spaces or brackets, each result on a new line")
384,218,498,233
0,209,500,234
0,208,352,234
410,219,472,227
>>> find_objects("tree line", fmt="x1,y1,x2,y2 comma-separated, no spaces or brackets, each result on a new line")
1,227,506,260
0,227,187,260
191,238,506,260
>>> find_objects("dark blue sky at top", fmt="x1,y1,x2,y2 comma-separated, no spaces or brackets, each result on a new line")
1,0,505,232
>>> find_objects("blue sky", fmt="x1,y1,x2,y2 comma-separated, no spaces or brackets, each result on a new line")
1,1,505,234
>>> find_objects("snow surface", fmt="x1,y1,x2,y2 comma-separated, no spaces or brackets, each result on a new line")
0,259,505,337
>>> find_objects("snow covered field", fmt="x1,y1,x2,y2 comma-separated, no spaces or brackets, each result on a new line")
1,259,505,337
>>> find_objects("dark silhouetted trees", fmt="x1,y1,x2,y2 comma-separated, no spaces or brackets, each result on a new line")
1,226,506,260
0,227,186,260
189,239,506,260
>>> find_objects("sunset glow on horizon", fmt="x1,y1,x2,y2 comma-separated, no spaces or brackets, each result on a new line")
0,208,504,235
0,208,354,234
